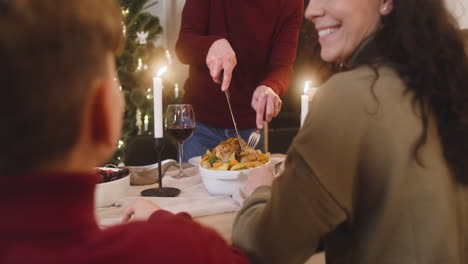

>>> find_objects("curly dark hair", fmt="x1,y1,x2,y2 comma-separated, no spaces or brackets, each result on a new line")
356,0,468,184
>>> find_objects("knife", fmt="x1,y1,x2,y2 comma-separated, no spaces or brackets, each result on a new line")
220,70,244,152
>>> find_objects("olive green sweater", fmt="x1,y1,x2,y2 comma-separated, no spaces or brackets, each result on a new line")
232,65,468,264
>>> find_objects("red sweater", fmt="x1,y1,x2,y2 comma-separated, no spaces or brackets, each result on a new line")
176,0,303,129
0,172,249,264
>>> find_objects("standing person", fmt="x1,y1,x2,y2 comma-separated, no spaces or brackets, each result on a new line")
175,0,303,161
232,0,468,263
0,1,249,263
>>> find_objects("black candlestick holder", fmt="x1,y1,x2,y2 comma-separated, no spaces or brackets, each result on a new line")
141,137,180,197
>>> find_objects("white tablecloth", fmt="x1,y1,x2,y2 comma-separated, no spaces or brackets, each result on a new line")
96,155,285,227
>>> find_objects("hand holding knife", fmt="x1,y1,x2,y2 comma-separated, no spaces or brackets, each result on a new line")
219,70,244,152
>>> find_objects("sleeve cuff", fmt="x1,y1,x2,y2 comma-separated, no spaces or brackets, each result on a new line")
260,80,283,97
243,186,272,208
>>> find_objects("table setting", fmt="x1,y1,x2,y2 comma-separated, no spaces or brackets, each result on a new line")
95,71,288,227
96,153,285,228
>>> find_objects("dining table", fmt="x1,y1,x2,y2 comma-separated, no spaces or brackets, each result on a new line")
95,154,325,264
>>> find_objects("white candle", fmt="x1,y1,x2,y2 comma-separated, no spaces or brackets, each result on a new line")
153,66,167,138
174,83,179,99
301,81,317,127
144,115,149,132
300,81,310,127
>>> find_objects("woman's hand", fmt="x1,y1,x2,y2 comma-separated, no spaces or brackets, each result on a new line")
251,85,282,129
241,165,275,197
206,39,237,91
121,198,161,223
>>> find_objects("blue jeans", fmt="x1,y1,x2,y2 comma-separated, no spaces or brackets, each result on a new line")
183,121,264,162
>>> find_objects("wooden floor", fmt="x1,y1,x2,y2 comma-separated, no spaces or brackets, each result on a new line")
196,212,325,264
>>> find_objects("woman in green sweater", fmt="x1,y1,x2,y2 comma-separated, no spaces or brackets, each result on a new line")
232,0,468,263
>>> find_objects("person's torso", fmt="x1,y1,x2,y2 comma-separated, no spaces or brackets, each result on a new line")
321,66,467,264
183,0,286,129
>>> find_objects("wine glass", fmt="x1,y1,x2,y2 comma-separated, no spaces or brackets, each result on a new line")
165,104,196,178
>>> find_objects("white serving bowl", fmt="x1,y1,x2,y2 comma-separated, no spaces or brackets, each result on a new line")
95,168,130,208
199,159,271,196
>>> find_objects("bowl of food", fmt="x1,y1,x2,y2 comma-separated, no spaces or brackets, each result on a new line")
95,167,130,208
199,138,270,196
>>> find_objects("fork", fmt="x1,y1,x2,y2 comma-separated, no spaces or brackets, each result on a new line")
247,129,261,149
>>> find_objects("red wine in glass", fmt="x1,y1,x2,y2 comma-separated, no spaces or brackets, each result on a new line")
166,126,195,143
165,104,196,178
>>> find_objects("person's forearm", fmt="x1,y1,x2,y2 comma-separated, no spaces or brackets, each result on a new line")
232,186,271,262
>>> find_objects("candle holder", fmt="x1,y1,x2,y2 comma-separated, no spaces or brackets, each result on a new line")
141,137,180,197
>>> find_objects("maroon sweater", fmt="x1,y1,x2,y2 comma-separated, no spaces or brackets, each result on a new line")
176,0,303,129
0,172,249,264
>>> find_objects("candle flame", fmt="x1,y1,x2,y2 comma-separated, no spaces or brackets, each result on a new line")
304,81,311,94
157,66,168,77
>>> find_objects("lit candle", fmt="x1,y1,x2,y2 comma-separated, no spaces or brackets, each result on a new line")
153,66,167,138
144,115,149,132
174,83,179,99
300,81,317,127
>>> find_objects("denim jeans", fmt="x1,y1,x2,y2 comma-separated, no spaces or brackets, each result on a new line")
182,121,264,162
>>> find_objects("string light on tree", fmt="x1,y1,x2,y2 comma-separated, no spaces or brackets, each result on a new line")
146,88,152,100
144,115,149,132
137,58,143,71
165,49,173,65
110,0,165,166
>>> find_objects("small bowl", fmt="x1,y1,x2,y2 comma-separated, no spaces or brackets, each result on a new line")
95,168,130,208
199,159,271,196
125,159,177,185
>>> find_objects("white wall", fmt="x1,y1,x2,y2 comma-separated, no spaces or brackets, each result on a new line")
146,0,187,87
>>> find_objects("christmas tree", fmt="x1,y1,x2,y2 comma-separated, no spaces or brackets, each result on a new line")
110,0,173,165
